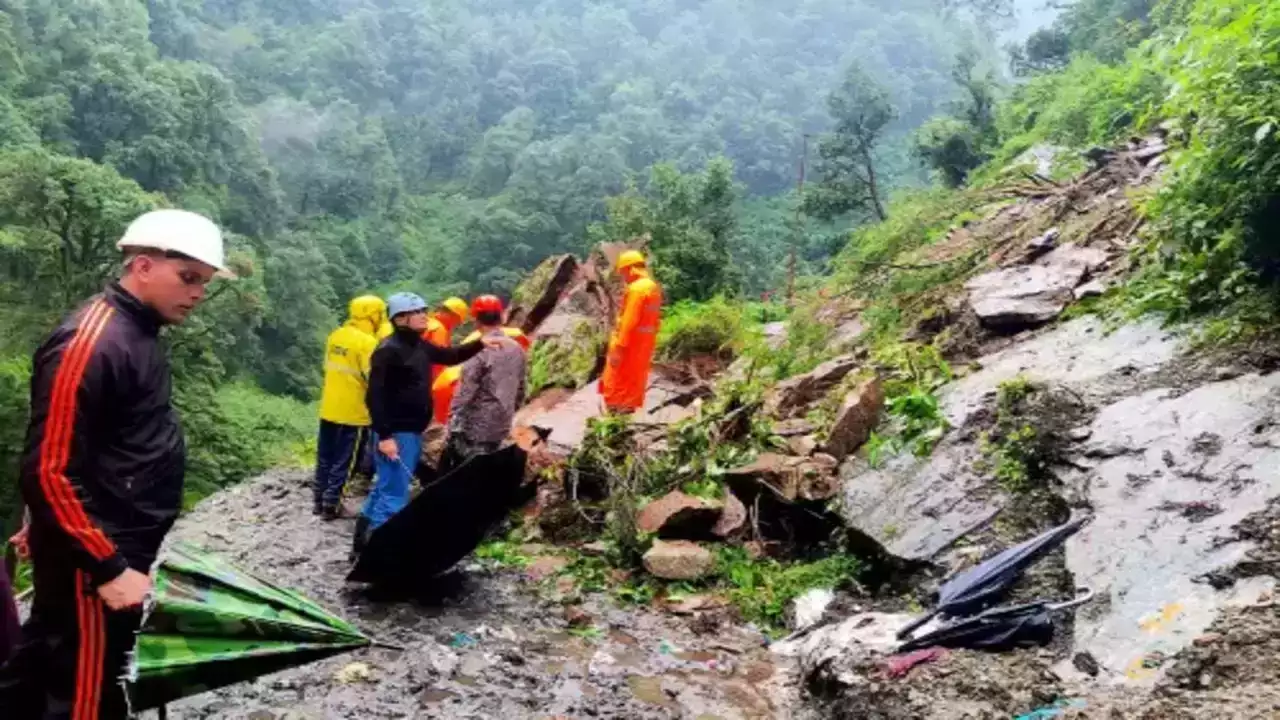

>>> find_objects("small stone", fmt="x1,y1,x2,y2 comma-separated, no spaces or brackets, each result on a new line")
712,490,748,538
643,540,715,581
1193,633,1223,647
1214,366,1243,381
525,555,571,582
636,491,722,538
580,541,610,556
564,605,593,628
1068,426,1093,441
1073,279,1107,300
787,435,818,456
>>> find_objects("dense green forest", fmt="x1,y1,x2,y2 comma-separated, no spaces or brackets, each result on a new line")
4,0,1279,535
0,0,1001,528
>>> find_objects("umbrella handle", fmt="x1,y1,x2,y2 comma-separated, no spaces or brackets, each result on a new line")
895,609,939,640
1047,586,1095,612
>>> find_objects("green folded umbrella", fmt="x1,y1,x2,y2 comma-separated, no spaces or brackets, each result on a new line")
127,543,371,712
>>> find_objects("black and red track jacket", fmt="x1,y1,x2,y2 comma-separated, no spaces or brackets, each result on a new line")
19,283,184,586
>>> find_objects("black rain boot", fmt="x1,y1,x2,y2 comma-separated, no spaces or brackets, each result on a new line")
349,515,370,561
322,504,340,521
313,497,323,516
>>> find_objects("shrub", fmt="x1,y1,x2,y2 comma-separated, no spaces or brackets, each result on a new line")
656,297,746,361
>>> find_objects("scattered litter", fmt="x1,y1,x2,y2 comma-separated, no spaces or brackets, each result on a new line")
884,647,947,678
658,639,682,655
449,632,479,649
1013,698,1087,720
334,661,374,684
472,624,519,642
792,588,836,631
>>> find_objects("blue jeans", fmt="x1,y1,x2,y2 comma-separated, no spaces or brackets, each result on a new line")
313,420,367,510
361,431,423,530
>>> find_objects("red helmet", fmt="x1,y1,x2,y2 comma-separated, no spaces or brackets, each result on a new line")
470,294,504,317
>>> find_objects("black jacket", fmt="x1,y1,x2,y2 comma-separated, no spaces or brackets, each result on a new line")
367,327,484,437
20,283,184,586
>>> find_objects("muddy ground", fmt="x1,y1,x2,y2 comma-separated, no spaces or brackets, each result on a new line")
155,469,810,720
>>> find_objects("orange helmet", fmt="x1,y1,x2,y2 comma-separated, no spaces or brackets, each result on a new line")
470,294,504,317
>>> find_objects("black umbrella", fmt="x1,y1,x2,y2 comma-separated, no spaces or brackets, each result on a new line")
347,444,529,589
897,587,1095,653
897,515,1090,639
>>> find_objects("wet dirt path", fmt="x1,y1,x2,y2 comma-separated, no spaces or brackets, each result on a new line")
157,470,808,719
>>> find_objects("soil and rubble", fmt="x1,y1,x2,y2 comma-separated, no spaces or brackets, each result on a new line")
154,136,1280,718
158,472,811,720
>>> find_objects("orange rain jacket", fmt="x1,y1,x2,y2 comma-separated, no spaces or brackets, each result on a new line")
600,271,662,412
422,313,458,384
431,328,531,425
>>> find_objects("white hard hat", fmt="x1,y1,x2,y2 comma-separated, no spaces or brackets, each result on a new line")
116,209,234,277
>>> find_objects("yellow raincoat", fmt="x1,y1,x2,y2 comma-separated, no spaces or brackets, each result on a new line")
319,296,386,427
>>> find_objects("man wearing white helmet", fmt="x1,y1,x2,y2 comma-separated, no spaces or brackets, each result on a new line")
0,208,229,719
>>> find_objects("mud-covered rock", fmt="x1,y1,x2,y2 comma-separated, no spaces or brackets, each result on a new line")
821,378,884,460
765,355,860,418
724,453,841,503
643,540,715,580
635,491,722,539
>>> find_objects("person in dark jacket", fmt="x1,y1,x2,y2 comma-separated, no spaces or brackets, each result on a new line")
352,292,499,557
0,209,230,719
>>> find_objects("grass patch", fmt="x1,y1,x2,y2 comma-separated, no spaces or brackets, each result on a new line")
657,296,747,361
864,342,953,466
716,547,862,632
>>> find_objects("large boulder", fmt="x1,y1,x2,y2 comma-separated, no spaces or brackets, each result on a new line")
636,491,722,539
964,244,1110,330
839,317,1185,563
764,355,860,418
643,540,715,580
820,378,884,460
1057,373,1280,686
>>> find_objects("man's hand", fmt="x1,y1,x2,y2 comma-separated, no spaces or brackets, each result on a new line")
480,336,504,350
8,524,29,560
98,568,152,610
378,437,400,461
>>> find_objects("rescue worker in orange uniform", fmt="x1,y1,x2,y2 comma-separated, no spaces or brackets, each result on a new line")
599,250,662,413
422,296,469,383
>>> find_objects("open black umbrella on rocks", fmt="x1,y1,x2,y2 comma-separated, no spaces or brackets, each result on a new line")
347,445,529,590
897,515,1091,640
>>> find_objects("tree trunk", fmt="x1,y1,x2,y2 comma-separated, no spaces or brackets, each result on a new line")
863,149,887,222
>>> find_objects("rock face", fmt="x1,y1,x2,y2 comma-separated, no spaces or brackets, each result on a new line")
764,354,860,418
642,540,715,580
964,244,1110,330
523,373,705,456
635,491,722,538
1059,374,1280,686
820,378,884,460
839,316,1186,562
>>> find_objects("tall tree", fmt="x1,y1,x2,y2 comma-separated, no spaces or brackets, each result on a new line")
804,64,896,223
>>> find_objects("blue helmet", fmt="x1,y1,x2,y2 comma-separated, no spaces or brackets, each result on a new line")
386,292,427,318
